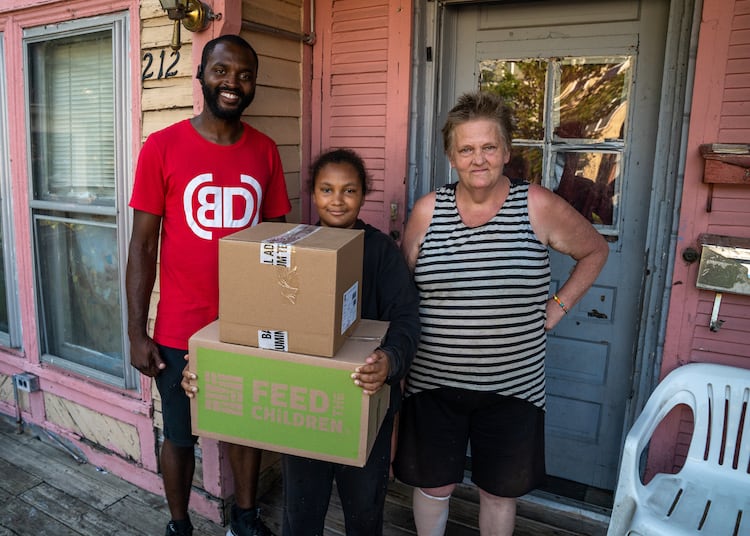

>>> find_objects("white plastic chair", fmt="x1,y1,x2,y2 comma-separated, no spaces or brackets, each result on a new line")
607,363,750,536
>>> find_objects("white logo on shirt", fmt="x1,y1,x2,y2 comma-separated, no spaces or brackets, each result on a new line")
184,173,263,239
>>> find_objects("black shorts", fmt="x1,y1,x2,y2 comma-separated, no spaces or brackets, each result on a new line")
393,387,546,497
154,344,198,447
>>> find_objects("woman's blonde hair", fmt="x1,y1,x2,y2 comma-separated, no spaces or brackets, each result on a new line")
441,91,514,154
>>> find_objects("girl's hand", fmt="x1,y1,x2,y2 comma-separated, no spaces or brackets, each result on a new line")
351,349,390,395
181,353,198,399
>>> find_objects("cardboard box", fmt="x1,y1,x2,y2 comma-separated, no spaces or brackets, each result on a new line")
189,319,390,467
219,223,364,357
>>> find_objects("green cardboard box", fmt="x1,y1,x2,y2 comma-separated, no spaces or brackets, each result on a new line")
189,319,390,467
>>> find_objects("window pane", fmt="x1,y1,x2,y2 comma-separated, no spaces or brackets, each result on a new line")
36,214,123,378
480,59,546,141
551,151,620,226
28,31,115,206
505,146,543,184
554,58,631,143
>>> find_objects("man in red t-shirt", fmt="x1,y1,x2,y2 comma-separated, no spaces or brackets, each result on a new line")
126,35,290,536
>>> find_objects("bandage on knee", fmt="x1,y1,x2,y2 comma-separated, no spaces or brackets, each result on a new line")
412,488,451,536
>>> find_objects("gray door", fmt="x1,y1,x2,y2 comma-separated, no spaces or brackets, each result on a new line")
433,0,669,490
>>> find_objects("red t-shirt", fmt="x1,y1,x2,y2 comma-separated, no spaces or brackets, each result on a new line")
129,119,291,349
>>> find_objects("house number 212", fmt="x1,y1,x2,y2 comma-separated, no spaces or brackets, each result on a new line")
142,49,180,81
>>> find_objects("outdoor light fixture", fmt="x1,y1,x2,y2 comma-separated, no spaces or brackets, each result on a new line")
158,0,221,51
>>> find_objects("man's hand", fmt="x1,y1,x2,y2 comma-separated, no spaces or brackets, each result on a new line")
351,348,390,395
126,210,162,377
129,335,165,377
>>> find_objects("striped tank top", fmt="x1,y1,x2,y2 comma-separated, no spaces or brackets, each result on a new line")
406,181,551,409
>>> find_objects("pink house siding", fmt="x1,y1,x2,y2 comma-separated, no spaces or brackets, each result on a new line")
723,3,750,143
310,0,412,236
656,0,750,475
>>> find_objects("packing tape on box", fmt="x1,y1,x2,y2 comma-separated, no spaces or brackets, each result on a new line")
276,266,299,304
259,225,320,304
263,224,321,247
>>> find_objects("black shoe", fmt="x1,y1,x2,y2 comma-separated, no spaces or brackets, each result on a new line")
226,506,274,536
165,520,193,536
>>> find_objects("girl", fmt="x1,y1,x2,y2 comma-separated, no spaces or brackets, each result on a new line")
182,148,419,535
281,148,420,535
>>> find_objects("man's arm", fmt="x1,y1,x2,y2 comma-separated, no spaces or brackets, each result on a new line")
125,210,165,376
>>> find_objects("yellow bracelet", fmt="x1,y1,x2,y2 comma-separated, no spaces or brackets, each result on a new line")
552,294,569,314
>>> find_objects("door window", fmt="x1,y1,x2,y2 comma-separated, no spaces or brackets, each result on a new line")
480,56,632,232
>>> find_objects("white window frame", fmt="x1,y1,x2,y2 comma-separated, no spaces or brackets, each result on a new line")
23,13,136,388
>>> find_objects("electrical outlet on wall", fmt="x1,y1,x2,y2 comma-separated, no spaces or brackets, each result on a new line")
13,373,40,393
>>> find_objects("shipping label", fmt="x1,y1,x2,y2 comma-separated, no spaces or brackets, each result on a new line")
259,224,321,267
341,282,359,334
259,242,293,267
258,329,289,352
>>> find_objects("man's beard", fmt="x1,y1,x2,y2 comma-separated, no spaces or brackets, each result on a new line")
202,83,255,120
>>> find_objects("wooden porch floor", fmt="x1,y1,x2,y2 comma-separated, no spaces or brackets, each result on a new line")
0,416,608,535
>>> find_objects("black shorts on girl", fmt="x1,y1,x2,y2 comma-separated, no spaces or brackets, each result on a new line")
154,344,199,447
393,387,545,497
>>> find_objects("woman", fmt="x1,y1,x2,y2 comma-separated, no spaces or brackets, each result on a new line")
393,91,609,536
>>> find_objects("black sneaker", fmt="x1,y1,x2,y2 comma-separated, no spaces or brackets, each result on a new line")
225,506,274,536
165,520,193,536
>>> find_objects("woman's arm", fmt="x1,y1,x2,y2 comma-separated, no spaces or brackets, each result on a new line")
527,184,609,330
401,192,436,273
